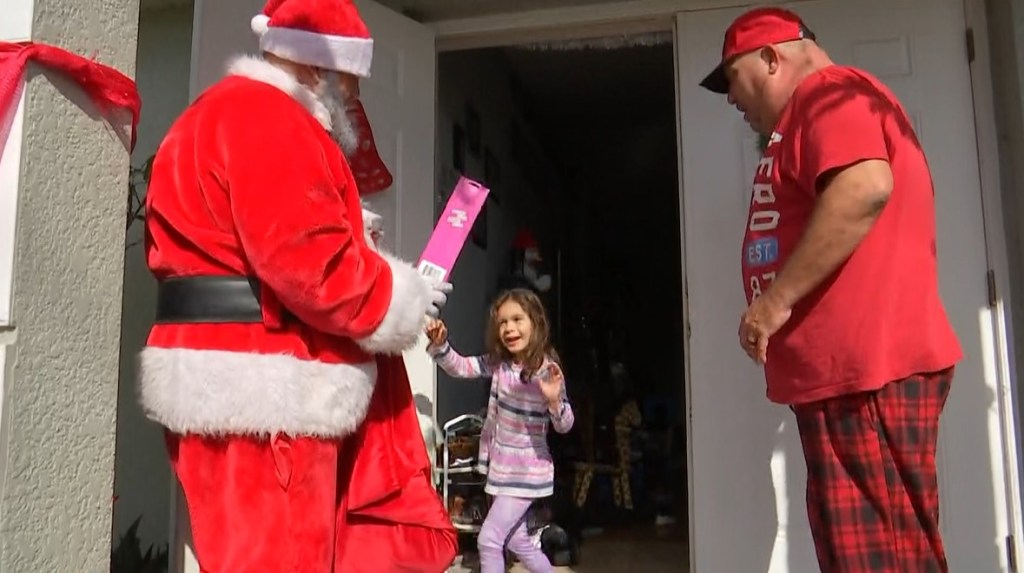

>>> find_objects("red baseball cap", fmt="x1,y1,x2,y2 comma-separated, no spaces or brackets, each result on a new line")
700,7,816,94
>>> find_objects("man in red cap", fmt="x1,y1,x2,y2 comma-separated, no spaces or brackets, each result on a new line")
138,0,457,570
701,7,961,572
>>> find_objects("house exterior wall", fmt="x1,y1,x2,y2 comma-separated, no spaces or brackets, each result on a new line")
0,0,34,525
6,1,1024,571
0,0,139,570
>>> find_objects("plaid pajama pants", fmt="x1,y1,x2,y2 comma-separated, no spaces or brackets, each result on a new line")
793,369,953,573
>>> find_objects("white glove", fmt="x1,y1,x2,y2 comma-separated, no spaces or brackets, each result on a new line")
426,281,453,318
362,208,384,249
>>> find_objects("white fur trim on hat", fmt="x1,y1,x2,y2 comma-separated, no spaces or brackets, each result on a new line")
138,347,376,438
259,26,373,78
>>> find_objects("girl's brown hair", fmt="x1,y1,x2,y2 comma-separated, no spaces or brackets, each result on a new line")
485,288,559,378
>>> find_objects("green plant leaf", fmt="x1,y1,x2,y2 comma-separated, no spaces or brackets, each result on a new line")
111,516,169,573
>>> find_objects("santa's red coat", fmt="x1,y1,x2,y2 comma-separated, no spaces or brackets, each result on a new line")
141,55,456,572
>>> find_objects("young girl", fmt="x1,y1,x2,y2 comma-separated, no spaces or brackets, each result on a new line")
426,288,574,573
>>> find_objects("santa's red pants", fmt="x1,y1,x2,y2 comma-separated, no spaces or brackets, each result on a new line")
168,432,457,573
168,433,344,572
793,369,952,573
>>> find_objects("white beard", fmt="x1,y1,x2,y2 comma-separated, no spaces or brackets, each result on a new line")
317,72,359,157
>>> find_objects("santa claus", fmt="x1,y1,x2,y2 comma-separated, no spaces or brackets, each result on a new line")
502,229,552,293
137,0,457,571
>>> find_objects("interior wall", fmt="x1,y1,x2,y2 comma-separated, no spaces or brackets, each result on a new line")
544,48,684,521
512,42,683,435
434,49,562,426
554,106,682,411
112,1,194,549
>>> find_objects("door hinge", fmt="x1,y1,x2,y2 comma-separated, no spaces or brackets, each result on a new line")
1008,534,1018,571
966,27,976,64
988,269,998,307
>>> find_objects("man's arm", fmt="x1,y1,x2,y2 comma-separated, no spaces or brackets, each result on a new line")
761,159,893,310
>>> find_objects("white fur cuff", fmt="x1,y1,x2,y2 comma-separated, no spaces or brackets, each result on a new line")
356,253,432,355
138,347,376,438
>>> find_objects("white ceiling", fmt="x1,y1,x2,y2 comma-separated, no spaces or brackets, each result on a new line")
137,0,674,127
138,0,629,20
375,0,627,22
139,0,191,10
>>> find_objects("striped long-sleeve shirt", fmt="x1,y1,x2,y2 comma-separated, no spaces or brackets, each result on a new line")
429,342,574,498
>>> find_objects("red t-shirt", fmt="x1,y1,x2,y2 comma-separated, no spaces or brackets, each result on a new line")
741,65,962,405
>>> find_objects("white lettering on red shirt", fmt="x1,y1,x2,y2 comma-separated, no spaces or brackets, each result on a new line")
743,132,783,299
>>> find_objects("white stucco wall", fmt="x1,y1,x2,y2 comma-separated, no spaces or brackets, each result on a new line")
112,1,194,549
0,0,139,570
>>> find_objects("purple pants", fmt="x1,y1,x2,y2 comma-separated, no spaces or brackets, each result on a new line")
478,495,553,573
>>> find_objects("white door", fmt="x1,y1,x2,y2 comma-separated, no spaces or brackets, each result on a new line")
176,2,436,572
678,0,1020,571
352,0,438,441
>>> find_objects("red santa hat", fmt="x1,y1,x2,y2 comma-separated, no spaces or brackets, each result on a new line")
250,0,374,78
512,229,539,250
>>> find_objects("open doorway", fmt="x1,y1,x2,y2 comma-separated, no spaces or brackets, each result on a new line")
434,33,687,573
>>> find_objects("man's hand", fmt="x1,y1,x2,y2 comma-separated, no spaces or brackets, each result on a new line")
738,290,793,364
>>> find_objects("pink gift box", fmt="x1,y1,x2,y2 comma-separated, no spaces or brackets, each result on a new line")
418,176,490,282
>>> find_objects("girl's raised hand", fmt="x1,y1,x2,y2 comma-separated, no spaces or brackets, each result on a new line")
425,319,448,348
537,363,564,405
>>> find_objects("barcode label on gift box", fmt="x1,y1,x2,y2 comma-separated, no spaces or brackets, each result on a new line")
418,261,448,282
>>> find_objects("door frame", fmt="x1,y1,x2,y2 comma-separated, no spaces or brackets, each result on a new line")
959,0,1024,555
427,0,1023,566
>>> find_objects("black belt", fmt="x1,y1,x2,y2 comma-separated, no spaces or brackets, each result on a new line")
155,276,264,324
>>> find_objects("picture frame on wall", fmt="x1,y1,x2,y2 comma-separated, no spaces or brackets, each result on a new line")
452,124,466,173
471,200,488,250
466,105,482,157
484,147,501,205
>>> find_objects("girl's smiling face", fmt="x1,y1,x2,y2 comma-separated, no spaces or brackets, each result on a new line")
496,300,534,357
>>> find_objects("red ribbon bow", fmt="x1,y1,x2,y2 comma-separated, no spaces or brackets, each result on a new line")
0,41,141,162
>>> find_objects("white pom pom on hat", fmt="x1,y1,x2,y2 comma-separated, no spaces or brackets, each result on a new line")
251,14,270,35
249,0,374,78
